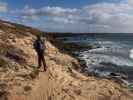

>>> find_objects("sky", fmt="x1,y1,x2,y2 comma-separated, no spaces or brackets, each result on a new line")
0,0,133,33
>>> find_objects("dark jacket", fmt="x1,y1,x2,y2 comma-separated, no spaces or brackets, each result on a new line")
34,38,45,53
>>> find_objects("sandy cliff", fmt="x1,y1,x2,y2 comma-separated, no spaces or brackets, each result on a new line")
0,20,133,100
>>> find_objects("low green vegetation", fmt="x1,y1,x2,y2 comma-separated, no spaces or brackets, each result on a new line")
0,56,9,68
0,43,28,65
29,65,39,79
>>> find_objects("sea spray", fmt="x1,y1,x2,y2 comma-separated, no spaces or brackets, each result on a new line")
130,49,133,59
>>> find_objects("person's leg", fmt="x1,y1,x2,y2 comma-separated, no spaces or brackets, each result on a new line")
41,54,47,71
37,53,42,68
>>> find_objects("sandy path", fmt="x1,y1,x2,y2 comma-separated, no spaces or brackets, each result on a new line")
25,70,54,100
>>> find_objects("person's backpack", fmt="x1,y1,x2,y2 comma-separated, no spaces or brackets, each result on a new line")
33,39,44,51
33,40,38,50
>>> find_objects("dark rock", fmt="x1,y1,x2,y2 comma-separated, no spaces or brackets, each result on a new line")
6,50,26,65
24,86,32,92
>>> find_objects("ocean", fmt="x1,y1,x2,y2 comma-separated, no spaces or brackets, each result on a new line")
57,33,133,83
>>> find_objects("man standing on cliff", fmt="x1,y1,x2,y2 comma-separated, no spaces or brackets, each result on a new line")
33,34,47,71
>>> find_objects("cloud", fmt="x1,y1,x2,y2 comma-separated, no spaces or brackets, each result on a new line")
10,1,133,33
0,2,8,12
11,6,79,21
78,3,133,33
128,0,133,5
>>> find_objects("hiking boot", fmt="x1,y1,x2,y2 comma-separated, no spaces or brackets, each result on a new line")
43,67,47,72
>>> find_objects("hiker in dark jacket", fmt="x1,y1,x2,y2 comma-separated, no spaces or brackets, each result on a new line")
33,35,47,71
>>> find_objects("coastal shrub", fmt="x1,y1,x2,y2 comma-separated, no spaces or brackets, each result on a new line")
30,65,37,69
0,82,8,100
0,58,7,67
24,86,32,92
0,43,28,65
29,65,39,79
0,43,14,55
6,50,26,65
0,56,9,68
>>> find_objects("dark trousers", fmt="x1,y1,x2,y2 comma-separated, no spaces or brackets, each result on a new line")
37,51,47,70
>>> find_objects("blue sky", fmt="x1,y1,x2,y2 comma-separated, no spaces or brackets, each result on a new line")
1,0,122,9
0,0,133,33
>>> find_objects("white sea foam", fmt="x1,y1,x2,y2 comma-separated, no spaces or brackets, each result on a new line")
88,47,107,52
130,49,133,59
79,46,133,67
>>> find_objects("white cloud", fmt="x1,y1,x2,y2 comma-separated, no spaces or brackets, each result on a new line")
128,0,133,6
11,6,78,19
11,1,133,33
81,2,133,33
0,2,8,12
